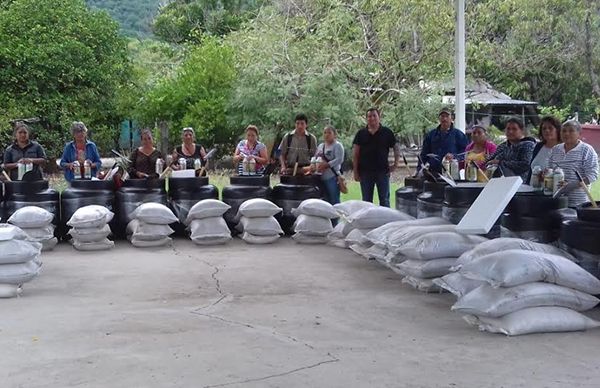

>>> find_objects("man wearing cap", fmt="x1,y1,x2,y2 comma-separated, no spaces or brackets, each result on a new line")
419,108,468,174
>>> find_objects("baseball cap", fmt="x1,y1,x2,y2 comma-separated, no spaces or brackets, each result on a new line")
182,127,195,135
439,107,453,116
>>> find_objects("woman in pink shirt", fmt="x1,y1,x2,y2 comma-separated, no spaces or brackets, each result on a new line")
465,124,497,169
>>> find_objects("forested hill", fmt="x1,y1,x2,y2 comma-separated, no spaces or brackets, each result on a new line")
86,0,160,37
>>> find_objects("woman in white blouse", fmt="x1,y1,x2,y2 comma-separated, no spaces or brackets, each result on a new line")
547,120,599,207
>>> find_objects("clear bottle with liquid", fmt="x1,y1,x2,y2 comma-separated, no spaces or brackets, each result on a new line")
83,160,92,179
543,168,554,195
155,158,164,175
73,161,82,179
248,157,256,174
450,159,460,180
242,155,250,175
531,165,542,191
553,167,564,194
178,157,187,170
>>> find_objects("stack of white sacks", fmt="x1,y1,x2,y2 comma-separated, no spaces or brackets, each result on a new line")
391,230,488,292
0,224,42,298
429,238,600,336
236,199,283,244
67,205,115,251
292,199,337,244
127,203,177,248
184,199,232,245
8,206,57,251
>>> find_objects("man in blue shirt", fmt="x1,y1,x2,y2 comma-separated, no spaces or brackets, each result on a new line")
420,108,468,173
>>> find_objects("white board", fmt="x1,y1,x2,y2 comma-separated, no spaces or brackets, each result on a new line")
457,176,522,234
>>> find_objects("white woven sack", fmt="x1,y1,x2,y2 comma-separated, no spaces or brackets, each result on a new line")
127,219,174,241
68,205,113,228
185,199,231,224
327,238,348,249
0,240,42,265
460,249,600,295
0,284,22,298
292,199,338,219
327,222,347,240
189,218,231,241
395,258,457,279
21,225,55,241
347,207,414,229
0,260,41,284
41,237,58,251
433,272,486,298
237,216,283,236
192,235,232,245
130,203,177,225
397,232,488,260
366,217,450,247
349,243,370,257
345,229,372,246
241,232,280,244
237,199,282,218
387,224,457,253
8,206,54,228
452,282,600,318
131,237,172,248
0,224,28,241
292,233,329,244
365,245,388,262
73,238,115,251
333,200,377,217
401,276,447,293
454,237,576,272
69,224,112,243
293,214,333,236
463,307,600,336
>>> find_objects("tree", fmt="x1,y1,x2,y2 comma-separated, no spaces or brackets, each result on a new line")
0,0,131,156
135,36,237,148
153,0,263,43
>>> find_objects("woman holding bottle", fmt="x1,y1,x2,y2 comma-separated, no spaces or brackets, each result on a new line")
59,121,102,181
232,125,268,175
129,129,163,178
171,127,207,171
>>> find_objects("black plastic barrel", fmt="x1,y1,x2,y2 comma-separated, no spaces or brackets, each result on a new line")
114,179,168,238
3,181,60,226
221,175,272,229
60,180,116,237
271,175,322,235
395,177,424,217
169,177,219,234
441,183,485,224
416,181,448,219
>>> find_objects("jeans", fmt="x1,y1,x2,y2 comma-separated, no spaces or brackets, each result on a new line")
322,176,341,205
360,171,390,207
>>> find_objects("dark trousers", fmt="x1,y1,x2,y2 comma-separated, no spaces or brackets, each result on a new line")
360,171,390,207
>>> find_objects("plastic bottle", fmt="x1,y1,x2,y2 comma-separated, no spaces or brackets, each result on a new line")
83,160,92,179
543,168,554,195
166,155,173,167
467,161,478,182
17,162,25,180
553,167,564,194
248,157,256,174
194,158,202,171
450,159,460,180
242,155,250,175
73,161,81,179
155,158,164,175
310,157,317,172
178,157,187,170
442,158,450,175
531,166,542,191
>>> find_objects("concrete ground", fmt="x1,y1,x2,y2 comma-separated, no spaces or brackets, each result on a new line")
1,239,600,388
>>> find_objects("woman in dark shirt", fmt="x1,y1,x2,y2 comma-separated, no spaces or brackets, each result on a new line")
3,123,47,180
171,127,207,170
129,129,163,178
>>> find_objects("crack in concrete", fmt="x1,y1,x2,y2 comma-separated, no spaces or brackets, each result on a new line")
202,355,340,388
194,294,229,311
190,311,255,329
171,244,224,296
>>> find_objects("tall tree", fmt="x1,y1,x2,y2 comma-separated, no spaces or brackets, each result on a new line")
0,0,131,156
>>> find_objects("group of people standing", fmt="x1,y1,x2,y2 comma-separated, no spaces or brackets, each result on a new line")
420,109,599,208
3,107,598,209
